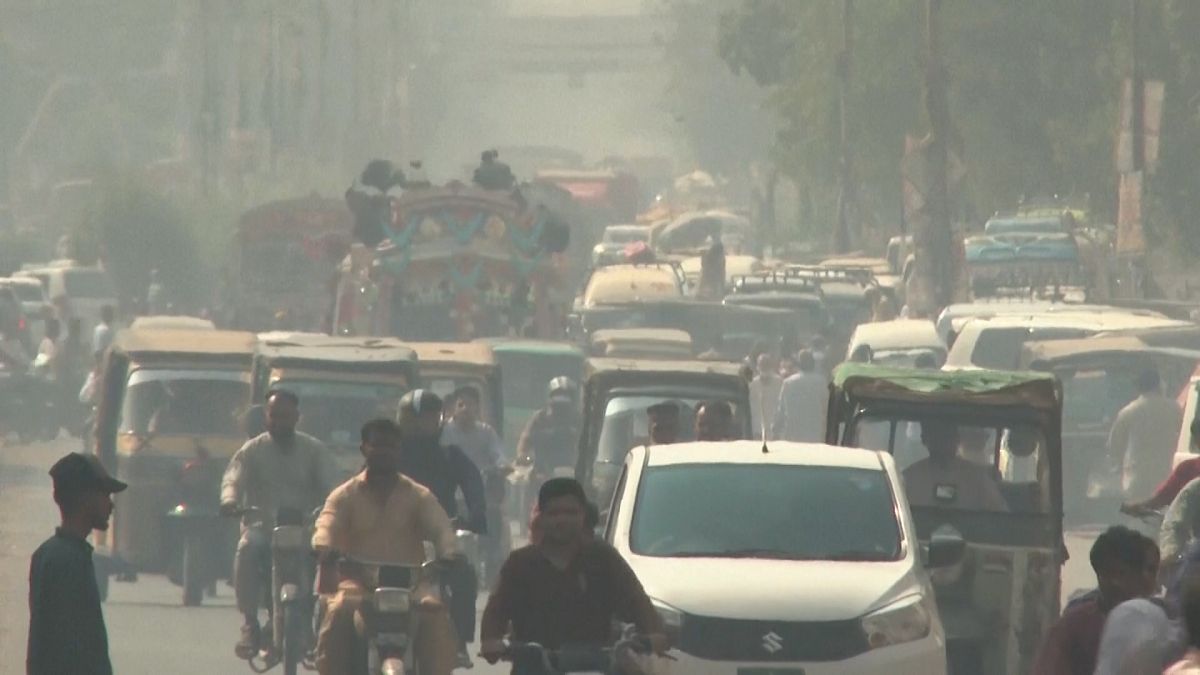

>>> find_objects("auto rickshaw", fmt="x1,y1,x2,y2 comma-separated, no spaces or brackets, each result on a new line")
252,333,419,479
575,357,751,518
93,329,256,598
589,328,694,360
473,338,584,454
826,363,1063,675
573,297,799,361
1019,335,1200,520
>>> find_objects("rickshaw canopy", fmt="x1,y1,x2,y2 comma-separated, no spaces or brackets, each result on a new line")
831,362,1060,412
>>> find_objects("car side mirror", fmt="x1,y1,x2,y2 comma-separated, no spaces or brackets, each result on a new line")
924,526,966,568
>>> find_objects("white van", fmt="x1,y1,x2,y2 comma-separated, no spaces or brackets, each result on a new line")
15,263,118,332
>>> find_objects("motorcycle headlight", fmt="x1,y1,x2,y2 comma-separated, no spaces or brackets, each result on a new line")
374,587,412,614
271,525,307,550
651,597,683,643
860,596,932,650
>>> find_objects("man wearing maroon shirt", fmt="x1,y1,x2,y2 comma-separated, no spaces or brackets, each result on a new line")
1031,526,1160,675
480,478,667,663
1123,416,1200,515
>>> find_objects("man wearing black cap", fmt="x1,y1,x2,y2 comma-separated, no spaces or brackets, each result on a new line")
28,452,127,675
480,477,667,664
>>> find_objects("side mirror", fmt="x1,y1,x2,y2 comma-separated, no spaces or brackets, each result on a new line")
924,526,966,569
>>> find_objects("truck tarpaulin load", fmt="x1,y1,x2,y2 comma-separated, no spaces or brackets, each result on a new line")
335,180,570,341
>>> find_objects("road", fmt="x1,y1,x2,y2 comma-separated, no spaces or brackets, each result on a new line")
0,438,1103,674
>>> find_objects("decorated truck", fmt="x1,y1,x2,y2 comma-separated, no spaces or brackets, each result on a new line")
227,197,353,331
332,182,569,341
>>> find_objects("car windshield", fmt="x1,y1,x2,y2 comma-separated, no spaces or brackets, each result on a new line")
848,416,1049,514
629,463,902,561
63,270,116,299
597,394,742,464
495,352,581,411
275,379,407,446
120,370,248,437
967,326,1089,370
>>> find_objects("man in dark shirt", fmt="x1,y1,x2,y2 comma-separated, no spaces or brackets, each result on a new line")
396,389,486,667
480,478,666,663
1031,525,1160,675
28,452,128,675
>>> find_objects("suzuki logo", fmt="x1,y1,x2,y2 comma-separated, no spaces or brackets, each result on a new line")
762,631,784,654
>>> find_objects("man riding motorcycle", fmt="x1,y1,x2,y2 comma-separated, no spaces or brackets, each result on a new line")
312,418,460,675
441,386,511,585
481,478,667,669
220,390,337,658
517,377,582,477
395,389,487,668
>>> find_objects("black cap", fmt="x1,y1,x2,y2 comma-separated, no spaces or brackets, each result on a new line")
537,477,587,510
49,453,127,496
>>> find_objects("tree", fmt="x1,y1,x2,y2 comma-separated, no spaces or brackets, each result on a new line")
71,174,207,312
713,0,1175,249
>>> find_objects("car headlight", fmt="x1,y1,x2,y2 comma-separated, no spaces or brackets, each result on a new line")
861,595,932,650
593,244,606,254
651,597,683,643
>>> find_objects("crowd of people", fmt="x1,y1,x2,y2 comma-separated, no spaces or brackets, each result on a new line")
28,380,668,675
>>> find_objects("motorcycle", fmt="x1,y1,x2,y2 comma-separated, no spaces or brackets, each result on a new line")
164,450,226,606
233,506,317,675
337,556,446,675
501,626,655,675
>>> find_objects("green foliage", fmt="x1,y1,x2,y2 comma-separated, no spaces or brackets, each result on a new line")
70,174,207,310
713,0,1200,255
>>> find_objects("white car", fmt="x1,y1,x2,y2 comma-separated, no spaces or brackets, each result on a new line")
943,313,1188,371
606,440,955,675
846,319,946,367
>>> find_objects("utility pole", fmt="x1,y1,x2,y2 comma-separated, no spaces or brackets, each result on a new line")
920,0,957,311
833,0,856,253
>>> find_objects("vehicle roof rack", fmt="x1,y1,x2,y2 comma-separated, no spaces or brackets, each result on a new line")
729,272,824,296
782,264,877,287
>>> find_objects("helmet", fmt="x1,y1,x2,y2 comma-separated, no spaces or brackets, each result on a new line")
398,389,443,418
547,376,578,403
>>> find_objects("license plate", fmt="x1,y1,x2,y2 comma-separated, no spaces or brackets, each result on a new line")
738,669,806,675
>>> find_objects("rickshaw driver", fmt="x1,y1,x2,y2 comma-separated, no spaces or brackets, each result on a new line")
903,421,1009,512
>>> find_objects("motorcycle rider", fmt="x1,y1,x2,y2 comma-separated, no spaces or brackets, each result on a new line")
517,376,582,475
440,385,505,470
395,389,487,668
312,418,460,675
481,477,667,665
441,386,510,584
220,389,336,658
